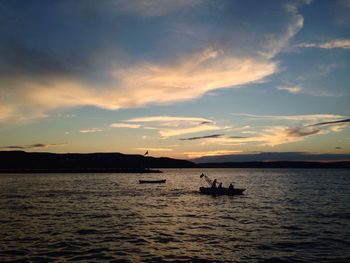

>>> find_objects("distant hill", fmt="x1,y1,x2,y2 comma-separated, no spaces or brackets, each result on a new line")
193,152,350,169
193,152,350,163
1,151,349,173
197,161,350,169
0,151,196,173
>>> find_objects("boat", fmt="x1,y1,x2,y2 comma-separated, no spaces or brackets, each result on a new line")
199,173,245,195
199,186,245,195
139,179,166,184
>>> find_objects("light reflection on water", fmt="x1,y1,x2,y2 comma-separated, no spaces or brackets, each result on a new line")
0,169,349,262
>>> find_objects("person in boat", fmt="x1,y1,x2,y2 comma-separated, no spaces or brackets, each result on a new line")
211,179,217,188
218,182,223,189
228,183,234,190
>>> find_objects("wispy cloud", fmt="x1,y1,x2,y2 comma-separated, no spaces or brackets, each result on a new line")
243,126,320,146
160,124,224,138
179,134,224,141
79,128,104,133
229,135,248,139
297,39,350,49
309,118,350,126
196,127,302,147
119,115,227,138
110,123,141,128
111,47,277,107
198,116,349,147
0,143,66,149
277,85,303,94
277,84,340,98
0,0,315,123
125,116,213,126
185,150,241,159
335,146,343,150
260,2,305,58
231,113,344,122
0,48,277,122
255,121,347,146
285,126,320,137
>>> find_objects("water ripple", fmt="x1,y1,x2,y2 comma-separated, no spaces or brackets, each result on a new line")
0,169,349,262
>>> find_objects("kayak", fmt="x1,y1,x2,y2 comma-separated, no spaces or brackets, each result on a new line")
139,179,166,184
199,187,245,195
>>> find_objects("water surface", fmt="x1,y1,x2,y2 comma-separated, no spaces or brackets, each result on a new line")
0,169,349,262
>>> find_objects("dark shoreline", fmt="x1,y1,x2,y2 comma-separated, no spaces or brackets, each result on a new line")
0,151,349,173
1,165,349,174
0,168,162,174
197,161,350,169
0,151,194,173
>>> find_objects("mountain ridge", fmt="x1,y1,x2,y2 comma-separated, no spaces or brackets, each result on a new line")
0,151,195,173
0,151,349,173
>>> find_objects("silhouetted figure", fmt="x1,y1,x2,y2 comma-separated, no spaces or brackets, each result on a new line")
218,182,223,189
211,179,217,188
228,183,234,190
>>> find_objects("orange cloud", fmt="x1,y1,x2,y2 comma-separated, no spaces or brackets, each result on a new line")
200,122,348,147
79,128,104,133
185,150,241,159
125,116,213,126
231,113,344,122
0,48,277,122
113,48,277,106
159,124,223,138
118,115,227,137
110,123,141,128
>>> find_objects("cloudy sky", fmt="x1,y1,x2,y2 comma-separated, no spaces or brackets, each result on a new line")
0,0,349,160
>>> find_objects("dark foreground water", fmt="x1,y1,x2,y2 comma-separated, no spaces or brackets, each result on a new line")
0,169,349,262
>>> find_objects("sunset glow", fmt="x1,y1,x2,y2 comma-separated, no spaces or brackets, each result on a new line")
0,0,349,161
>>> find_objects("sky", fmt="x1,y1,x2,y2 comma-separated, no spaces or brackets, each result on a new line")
0,0,349,160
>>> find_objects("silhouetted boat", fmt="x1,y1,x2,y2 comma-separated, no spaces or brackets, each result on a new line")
199,173,246,195
199,187,245,195
139,179,166,184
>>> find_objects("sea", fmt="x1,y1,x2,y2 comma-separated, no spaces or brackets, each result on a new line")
0,169,349,262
